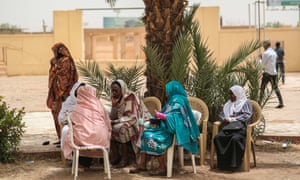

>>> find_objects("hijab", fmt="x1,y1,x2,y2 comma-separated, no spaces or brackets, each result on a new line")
223,85,248,118
58,82,82,123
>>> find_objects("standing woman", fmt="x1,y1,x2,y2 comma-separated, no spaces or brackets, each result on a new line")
214,85,253,171
46,42,78,142
109,79,140,168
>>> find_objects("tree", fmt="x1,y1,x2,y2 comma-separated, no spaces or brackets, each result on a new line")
0,23,23,33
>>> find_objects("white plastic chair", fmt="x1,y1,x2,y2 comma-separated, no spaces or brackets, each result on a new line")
167,136,197,177
66,113,111,180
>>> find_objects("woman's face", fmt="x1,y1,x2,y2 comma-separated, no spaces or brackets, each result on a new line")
111,83,122,99
229,90,237,102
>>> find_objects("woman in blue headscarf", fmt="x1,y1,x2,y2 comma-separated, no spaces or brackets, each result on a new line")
130,81,200,176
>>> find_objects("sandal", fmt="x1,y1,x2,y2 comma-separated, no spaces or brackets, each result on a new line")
149,169,167,176
129,167,147,173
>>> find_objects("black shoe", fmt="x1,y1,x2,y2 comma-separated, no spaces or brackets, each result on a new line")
276,104,284,108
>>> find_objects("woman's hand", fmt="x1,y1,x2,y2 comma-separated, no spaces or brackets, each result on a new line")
155,112,166,120
111,98,119,107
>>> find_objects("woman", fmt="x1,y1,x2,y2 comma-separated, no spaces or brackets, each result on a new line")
46,42,78,141
63,84,111,168
130,81,200,176
109,79,141,168
214,85,253,171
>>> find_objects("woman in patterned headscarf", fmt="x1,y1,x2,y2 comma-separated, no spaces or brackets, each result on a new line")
109,79,141,168
129,80,200,176
214,85,253,171
46,42,78,142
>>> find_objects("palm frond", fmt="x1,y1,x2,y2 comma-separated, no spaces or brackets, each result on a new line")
143,45,168,87
105,63,145,92
221,40,261,74
76,60,105,97
170,32,192,84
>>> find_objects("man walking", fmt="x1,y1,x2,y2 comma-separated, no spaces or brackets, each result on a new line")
259,40,284,108
275,41,285,84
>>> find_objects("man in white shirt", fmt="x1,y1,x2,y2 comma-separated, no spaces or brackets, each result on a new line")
259,40,284,108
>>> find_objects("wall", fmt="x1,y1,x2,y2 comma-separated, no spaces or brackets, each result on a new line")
0,10,83,76
0,7,300,76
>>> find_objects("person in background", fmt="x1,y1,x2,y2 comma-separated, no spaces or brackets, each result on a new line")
46,42,78,143
259,40,284,108
129,81,200,176
109,80,141,168
62,84,111,168
214,85,253,171
275,41,285,84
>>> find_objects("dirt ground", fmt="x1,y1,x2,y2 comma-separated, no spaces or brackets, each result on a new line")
0,75,300,180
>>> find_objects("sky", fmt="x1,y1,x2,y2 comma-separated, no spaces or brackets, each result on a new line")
0,0,299,32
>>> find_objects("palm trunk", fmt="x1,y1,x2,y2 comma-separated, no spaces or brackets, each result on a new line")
143,0,188,102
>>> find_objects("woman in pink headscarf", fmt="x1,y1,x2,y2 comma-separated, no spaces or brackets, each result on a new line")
63,84,111,168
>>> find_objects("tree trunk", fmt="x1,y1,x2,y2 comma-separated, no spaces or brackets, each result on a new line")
143,0,188,103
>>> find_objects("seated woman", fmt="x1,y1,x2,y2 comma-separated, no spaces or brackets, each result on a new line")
62,84,112,168
59,82,82,148
130,80,200,176
109,79,141,168
214,85,253,171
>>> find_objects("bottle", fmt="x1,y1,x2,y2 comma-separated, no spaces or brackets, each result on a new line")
282,140,289,149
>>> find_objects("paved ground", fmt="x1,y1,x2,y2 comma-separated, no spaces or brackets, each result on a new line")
7,73,297,154
1,74,300,180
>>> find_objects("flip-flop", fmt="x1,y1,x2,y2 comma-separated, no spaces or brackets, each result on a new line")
53,141,60,145
129,167,147,173
42,141,50,145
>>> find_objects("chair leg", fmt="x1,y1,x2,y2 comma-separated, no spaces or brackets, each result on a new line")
199,135,205,166
191,154,196,174
72,151,76,174
210,141,216,168
103,149,111,179
74,149,79,180
251,141,256,167
178,146,184,168
167,142,175,177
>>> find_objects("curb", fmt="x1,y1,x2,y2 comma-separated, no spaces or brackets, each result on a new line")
258,135,300,144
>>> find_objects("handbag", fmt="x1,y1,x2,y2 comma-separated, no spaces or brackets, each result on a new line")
222,121,244,133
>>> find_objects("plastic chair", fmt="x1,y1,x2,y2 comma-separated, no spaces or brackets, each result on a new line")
166,97,208,177
66,114,111,180
210,100,262,171
143,96,161,116
188,97,209,166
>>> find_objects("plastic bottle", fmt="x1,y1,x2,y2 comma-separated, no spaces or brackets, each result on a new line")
282,140,289,149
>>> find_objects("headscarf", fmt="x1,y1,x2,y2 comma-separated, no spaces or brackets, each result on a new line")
58,82,82,124
113,79,140,104
223,85,248,118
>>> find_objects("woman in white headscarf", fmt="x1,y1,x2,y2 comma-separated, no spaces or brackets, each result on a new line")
214,85,253,171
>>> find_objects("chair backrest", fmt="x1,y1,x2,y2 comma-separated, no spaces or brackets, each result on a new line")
249,100,262,126
143,96,161,116
66,113,79,149
188,96,209,125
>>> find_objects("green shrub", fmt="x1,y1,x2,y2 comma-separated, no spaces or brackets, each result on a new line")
0,96,25,163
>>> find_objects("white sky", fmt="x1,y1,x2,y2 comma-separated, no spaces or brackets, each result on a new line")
0,0,299,32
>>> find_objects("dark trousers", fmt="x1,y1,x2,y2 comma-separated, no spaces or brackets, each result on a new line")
276,62,285,84
260,72,283,105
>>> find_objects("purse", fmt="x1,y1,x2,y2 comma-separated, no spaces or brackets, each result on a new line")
223,121,244,133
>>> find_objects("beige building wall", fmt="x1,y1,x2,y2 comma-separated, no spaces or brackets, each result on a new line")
0,7,300,76
0,34,53,75
194,7,300,72
53,10,84,60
